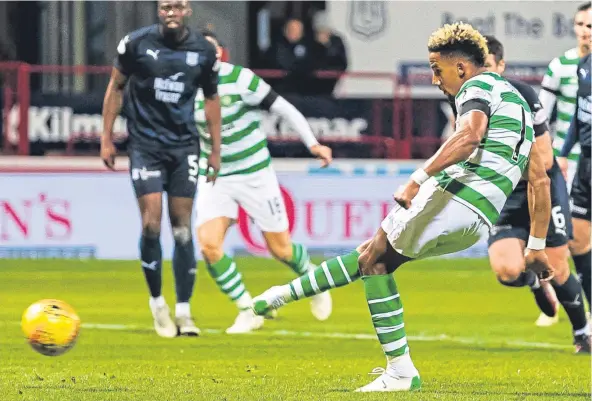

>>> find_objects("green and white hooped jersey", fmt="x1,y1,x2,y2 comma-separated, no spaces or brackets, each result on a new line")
436,72,534,227
194,62,272,177
541,48,580,160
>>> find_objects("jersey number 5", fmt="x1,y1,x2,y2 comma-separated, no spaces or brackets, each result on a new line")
512,108,526,163
188,155,198,183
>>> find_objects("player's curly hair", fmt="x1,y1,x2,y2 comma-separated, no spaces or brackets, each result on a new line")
427,23,489,67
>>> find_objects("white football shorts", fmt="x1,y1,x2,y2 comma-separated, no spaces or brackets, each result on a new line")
195,166,289,233
381,179,490,259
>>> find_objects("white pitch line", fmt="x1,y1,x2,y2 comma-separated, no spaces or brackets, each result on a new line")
81,323,572,350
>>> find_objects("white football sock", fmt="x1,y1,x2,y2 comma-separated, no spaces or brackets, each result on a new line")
235,292,253,310
175,302,191,317
386,351,418,378
150,295,166,309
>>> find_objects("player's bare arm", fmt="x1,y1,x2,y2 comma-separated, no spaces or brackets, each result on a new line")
525,140,553,280
204,94,222,182
394,110,487,209
101,67,128,170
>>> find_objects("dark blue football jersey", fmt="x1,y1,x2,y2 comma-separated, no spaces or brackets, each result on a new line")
114,24,219,149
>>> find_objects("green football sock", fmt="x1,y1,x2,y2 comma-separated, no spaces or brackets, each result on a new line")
283,243,311,276
363,274,408,357
287,250,361,300
206,254,250,308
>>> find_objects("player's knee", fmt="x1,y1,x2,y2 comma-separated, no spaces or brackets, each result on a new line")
141,221,161,239
200,241,224,264
172,225,192,244
494,262,525,283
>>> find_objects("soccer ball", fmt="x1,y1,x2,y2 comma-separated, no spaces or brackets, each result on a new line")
21,299,81,356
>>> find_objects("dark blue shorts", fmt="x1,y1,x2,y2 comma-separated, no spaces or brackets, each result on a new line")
488,159,573,248
570,156,591,221
128,145,199,199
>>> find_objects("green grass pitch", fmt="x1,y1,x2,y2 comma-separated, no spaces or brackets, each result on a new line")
0,257,590,401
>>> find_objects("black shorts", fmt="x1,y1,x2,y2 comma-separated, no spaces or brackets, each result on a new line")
570,156,591,221
488,159,573,248
128,145,199,199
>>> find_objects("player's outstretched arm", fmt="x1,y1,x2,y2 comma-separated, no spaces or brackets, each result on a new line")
394,110,487,209
525,140,553,280
101,67,128,170
268,95,332,167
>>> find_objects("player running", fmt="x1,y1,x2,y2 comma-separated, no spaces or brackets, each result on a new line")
101,0,222,338
193,31,333,334
253,23,554,392
537,2,591,327
539,2,591,190
481,36,589,351
559,52,592,317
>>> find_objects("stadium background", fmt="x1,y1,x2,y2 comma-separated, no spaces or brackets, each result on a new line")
0,0,582,260
0,2,590,400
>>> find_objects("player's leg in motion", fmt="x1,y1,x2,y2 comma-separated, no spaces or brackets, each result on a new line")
138,193,178,338
168,196,200,336
129,147,178,338
568,156,592,310
355,184,492,392
197,215,264,334
255,232,420,392
354,230,424,393
571,219,591,308
489,238,558,318
256,181,488,392
252,246,363,315
570,216,591,309
262,230,333,321
538,164,589,350
546,245,590,352
196,172,266,334
490,237,590,351
237,167,332,325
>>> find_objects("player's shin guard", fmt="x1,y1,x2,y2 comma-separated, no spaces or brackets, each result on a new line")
288,250,360,300
206,254,251,309
140,234,163,298
363,274,408,358
573,251,591,307
553,274,589,334
172,228,197,304
284,243,311,276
